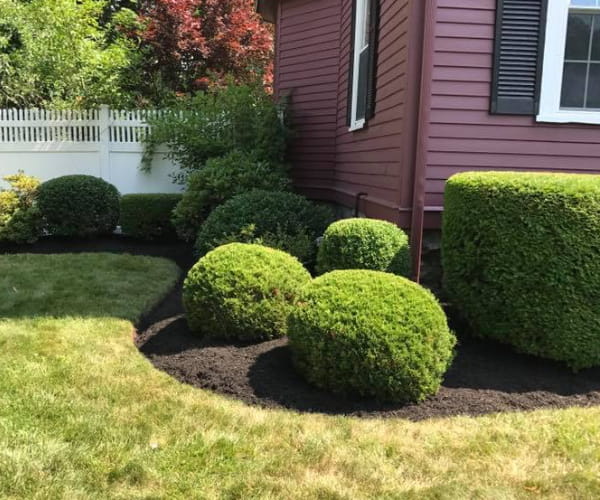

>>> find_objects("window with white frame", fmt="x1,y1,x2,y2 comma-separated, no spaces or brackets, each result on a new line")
539,0,600,123
349,0,372,131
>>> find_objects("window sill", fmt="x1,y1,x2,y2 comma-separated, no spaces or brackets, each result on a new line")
537,111,600,126
348,119,366,132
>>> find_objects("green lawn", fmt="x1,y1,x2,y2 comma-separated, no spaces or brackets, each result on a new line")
1,253,600,499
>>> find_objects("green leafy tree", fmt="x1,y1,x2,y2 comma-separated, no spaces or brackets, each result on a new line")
142,84,288,178
0,0,140,108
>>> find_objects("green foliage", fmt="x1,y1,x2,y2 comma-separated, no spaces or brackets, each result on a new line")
38,175,120,238
316,218,411,276
120,193,183,241
0,171,42,243
172,150,290,241
0,0,140,108
183,243,311,341
443,171,600,370
142,85,288,178
288,270,456,403
195,190,334,267
211,224,315,268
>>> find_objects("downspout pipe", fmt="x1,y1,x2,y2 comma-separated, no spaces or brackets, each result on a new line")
354,192,368,217
410,0,437,283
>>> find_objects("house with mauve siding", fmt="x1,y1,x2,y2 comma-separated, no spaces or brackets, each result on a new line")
257,0,600,278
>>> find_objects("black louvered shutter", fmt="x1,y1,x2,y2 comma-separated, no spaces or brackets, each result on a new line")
491,0,548,115
365,0,380,120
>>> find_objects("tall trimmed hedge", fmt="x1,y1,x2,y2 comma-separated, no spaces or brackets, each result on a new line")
120,193,182,240
442,171,600,370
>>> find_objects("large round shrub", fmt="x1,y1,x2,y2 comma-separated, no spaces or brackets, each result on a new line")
172,150,291,241
195,190,333,266
38,175,120,237
316,218,410,276
443,171,600,370
183,243,311,342
288,270,456,403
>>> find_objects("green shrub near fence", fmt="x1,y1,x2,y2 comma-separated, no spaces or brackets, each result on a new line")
172,150,290,242
37,175,120,238
142,85,288,178
443,171,600,370
0,171,42,244
120,193,182,240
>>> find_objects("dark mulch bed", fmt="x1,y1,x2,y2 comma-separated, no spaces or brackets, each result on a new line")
5,236,600,420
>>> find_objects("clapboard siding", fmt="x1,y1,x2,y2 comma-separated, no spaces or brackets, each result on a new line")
334,0,410,221
277,0,412,221
425,0,600,208
277,0,342,189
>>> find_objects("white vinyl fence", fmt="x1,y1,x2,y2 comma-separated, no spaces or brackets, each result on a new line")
0,106,182,194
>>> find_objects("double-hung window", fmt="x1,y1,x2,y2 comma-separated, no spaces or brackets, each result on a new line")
538,0,600,123
348,0,379,131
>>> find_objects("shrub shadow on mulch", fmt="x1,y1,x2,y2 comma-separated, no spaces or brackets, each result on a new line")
138,282,600,421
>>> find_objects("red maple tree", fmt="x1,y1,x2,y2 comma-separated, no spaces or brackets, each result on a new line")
138,0,274,94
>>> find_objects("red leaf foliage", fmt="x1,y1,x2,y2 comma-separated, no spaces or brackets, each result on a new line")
139,0,274,93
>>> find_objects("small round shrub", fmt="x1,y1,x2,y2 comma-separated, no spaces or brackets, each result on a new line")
288,270,456,403
443,171,600,370
183,243,311,341
38,175,120,237
195,190,333,267
172,150,291,241
120,193,182,240
316,218,410,276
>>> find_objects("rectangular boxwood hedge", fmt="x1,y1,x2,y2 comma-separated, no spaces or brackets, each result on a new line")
442,171,600,370
120,193,183,241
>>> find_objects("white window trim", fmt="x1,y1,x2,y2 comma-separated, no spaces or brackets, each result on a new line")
349,0,368,132
538,0,600,124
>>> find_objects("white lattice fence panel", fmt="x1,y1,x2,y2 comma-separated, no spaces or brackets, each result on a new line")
0,108,100,143
0,106,181,194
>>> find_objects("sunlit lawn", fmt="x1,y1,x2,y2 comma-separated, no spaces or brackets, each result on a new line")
1,253,599,499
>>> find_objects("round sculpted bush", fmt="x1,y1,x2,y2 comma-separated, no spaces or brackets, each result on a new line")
195,190,333,267
288,270,456,403
443,172,600,370
183,243,311,342
38,175,120,237
316,218,411,276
